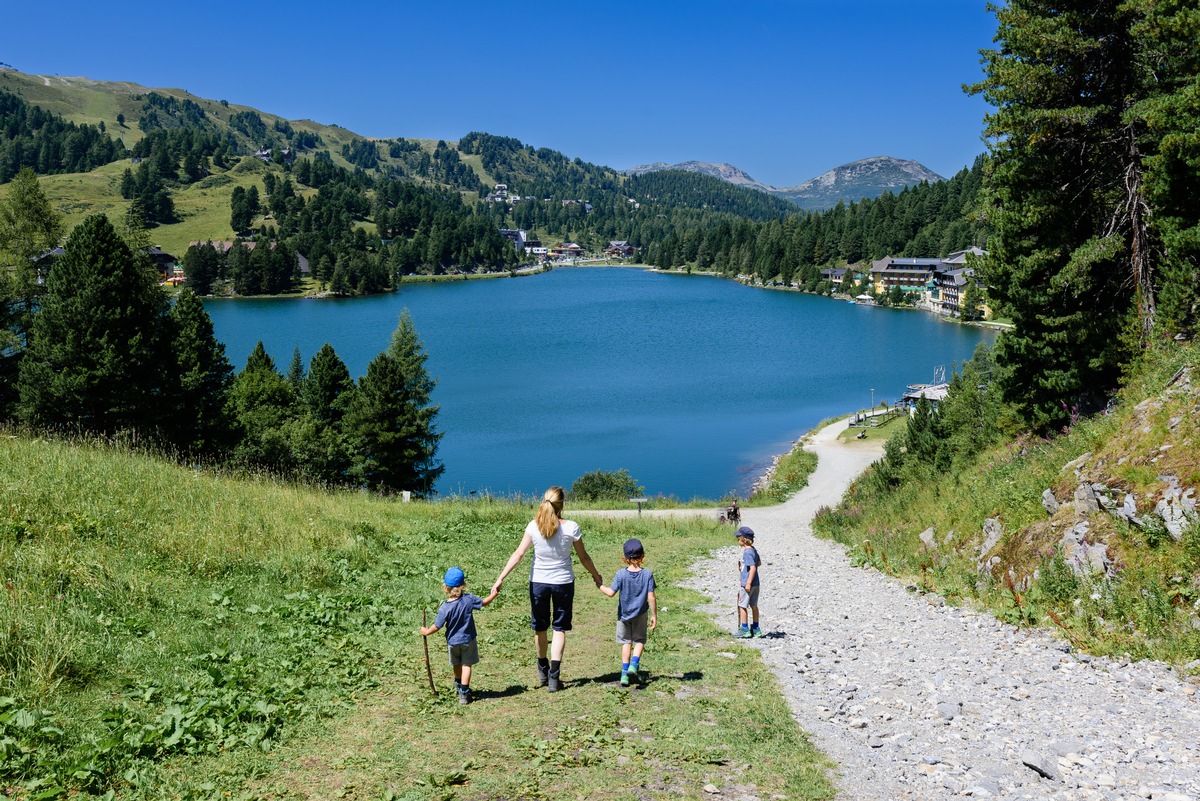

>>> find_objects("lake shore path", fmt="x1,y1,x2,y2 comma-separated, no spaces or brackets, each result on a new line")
587,417,1200,801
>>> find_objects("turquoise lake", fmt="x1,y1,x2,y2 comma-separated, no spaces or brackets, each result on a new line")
203,267,994,499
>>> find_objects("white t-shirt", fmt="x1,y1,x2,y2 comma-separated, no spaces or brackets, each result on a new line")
525,518,582,585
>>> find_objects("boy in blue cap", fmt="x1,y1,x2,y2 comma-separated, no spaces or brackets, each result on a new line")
735,526,762,638
420,567,498,704
598,538,657,686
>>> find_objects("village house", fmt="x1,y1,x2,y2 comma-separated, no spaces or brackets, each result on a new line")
604,240,634,257
254,147,294,164
869,256,942,296
820,267,847,286
498,228,526,250
550,242,585,259
35,245,178,282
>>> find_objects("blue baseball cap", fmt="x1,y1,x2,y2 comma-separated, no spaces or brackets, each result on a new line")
443,567,465,587
623,538,644,558
736,526,755,541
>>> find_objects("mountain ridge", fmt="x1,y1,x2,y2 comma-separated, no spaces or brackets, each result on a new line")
622,156,944,210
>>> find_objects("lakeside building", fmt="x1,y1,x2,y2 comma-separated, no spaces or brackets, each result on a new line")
868,247,986,317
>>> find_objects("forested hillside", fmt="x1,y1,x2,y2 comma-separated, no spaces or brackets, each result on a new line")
0,66,992,305
642,159,986,287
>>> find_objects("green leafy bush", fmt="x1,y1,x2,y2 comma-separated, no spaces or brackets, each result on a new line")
569,469,643,502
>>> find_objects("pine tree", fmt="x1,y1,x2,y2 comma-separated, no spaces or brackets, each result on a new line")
303,343,354,424
286,346,305,395
228,342,297,469
167,288,235,454
969,0,1145,429
0,168,65,417
345,311,443,495
17,213,171,436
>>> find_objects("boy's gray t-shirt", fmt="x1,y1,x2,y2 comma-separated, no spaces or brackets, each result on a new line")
740,547,761,586
435,593,483,645
610,567,656,621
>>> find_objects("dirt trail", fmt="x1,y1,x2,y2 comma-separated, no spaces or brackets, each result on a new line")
679,420,1200,800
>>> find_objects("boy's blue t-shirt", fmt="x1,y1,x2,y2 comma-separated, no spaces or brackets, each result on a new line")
435,593,484,645
740,547,761,586
610,567,656,621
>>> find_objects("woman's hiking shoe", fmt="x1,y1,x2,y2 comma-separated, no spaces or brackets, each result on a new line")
458,689,471,705
536,662,549,687
547,677,562,692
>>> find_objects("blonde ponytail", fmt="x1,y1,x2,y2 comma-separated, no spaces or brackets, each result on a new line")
535,486,565,538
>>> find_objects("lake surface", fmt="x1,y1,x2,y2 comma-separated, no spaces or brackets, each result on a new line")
204,268,994,499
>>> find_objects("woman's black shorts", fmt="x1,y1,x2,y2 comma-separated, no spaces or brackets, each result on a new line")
529,581,575,632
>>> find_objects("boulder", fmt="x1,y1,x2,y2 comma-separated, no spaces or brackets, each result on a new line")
1042,489,1060,516
1074,482,1100,516
1062,452,1092,476
1021,749,1060,781
919,526,937,550
977,519,1003,571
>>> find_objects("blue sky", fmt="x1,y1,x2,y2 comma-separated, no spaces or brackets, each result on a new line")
2,1,996,186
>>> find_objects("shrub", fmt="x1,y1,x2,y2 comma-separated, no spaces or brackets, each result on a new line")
569,469,644,502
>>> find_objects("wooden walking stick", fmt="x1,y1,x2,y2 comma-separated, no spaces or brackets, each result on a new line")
421,609,437,697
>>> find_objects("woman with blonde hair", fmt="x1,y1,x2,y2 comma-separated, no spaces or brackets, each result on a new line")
492,486,602,691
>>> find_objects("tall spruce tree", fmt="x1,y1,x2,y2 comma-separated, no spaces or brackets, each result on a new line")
17,213,171,436
969,0,1147,430
0,168,65,417
345,311,443,495
167,288,235,455
1134,0,1200,339
227,342,297,469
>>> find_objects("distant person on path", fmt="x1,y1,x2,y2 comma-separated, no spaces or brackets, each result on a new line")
735,526,762,638
598,538,657,686
492,486,602,691
419,567,498,704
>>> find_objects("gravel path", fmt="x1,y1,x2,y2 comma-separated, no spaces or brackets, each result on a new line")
671,418,1200,801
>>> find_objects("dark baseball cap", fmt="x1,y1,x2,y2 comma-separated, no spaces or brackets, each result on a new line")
735,526,755,541
623,538,644,558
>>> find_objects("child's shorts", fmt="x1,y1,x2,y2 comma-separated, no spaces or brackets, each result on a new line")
448,640,480,667
737,584,760,610
616,611,649,644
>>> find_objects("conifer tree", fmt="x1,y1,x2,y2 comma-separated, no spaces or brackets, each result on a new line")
227,342,297,469
345,311,443,495
17,213,171,436
0,168,65,417
167,288,235,454
969,0,1147,429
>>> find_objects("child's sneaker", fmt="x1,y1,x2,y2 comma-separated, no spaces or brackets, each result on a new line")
458,688,471,705
752,628,765,638
619,671,630,687
738,628,754,639
626,669,639,684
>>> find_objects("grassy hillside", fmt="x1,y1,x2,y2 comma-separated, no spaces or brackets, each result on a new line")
0,434,831,800
814,341,1200,665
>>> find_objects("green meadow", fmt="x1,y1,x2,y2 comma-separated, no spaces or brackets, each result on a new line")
1,433,831,800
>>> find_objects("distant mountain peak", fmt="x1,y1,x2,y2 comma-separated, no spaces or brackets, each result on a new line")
622,161,772,192
623,155,943,211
